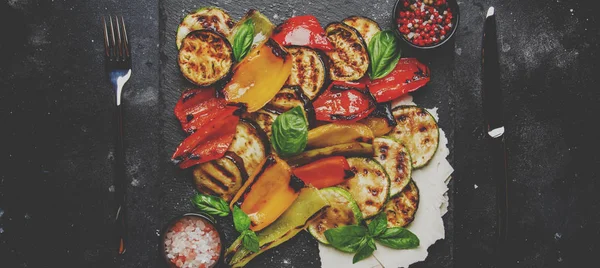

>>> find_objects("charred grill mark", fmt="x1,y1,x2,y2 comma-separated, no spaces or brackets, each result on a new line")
182,91,197,102
365,200,374,206
224,151,249,181
213,161,235,179
368,187,380,196
344,169,356,179
289,175,306,192
200,165,230,191
266,39,289,60
186,114,194,122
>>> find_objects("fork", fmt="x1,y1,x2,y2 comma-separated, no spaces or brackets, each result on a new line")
103,15,131,255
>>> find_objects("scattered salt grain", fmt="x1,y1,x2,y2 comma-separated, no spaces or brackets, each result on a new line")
108,185,115,192
0,227,4,234
474,184,478,189
0,208,4,218
24,213,31,220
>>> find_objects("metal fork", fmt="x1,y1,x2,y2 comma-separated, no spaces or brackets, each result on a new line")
103,15,131,255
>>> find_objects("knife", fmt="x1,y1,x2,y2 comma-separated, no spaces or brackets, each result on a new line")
482,6,509,265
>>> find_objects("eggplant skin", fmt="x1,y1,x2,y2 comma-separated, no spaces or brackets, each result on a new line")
178,30,233,86
176,7,235,49
325,22,370,82
342,16,382,45
285,47,327,100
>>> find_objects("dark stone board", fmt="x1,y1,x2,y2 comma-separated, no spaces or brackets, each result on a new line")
0,0,598,268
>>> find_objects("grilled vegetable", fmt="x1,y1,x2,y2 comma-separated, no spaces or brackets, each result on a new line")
176,7,234,49
266,86,304,113
293,156,355,189
227,119,270,177
285,47,327,100
242,109,279,139
272,15,334,51
171,113,239,168
178,30,234,86
307,123,374,149
373,137,412,197
173,88,239,134
384,181,419,228
193,153,246,202
230,155,304,231
222,39,293,112
285,142,374,167
369,58,430,103
325,22,370,81
225,186,329,267
228,9,275,52
358,117,394,137
307,187,363,244
342,16,381,46
312,81,375,122
339,157,390,219
390,106,439,168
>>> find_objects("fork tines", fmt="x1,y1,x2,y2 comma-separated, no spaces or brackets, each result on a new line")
103,16,130,62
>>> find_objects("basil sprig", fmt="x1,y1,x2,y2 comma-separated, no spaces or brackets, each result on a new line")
324,213,420,263
191,194,230,217
271,106,308,157
233,205,260,253
368,30,402,80
233,19,254,62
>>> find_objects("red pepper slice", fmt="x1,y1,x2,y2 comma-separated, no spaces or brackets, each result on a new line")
313,81,375,122
368,58,431,103
171,114,239,165
177,116,239,169
183,105,239,134
272,15,334,51
174,88,218,125
293,156,354,189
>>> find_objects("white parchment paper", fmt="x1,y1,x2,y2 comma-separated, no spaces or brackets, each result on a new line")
319,95,454,268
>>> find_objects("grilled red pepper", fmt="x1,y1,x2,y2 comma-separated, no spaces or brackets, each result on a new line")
272,15,333,51
312,81,375,122
368,58,431,103
174,88,241,133
293,156,354,189
174,88,219,124
172,113,239,168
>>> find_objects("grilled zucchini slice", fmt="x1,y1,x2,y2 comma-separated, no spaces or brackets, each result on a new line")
285,47,327,100
325,22,370,81
307,187,363,244
285,142,373,167
178,30,233,86
373,137,412,197
192,153,246,202
176,7,234,49
390,106,439,168
342,16,381,45
384,180,419,227
241,109,279,139
227,119,270,177
339,157,390,219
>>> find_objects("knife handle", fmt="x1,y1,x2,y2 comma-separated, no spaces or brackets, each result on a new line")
482,9,504,137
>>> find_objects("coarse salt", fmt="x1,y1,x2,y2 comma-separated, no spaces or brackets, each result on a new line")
164,217,221,268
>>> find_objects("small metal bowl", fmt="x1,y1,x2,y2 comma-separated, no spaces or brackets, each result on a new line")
393,0,460,49
160,213,225,268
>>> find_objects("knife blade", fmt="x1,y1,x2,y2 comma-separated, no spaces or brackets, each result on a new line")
482,6,510,264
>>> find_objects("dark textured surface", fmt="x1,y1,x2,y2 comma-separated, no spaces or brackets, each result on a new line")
0,0,598,267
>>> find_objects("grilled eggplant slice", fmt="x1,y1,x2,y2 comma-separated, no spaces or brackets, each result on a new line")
267,86,305,113
342,16,381,45
325,22,370,81
176,7,235,49
225,186,329,267
339,157,390,219
285,142,374,167
373,137,412,197
178,30,233,86
242,109,279,139
227,119,270,177
192,152,246,202
307,187,363,244
390,106,439,168
384,180,419,227
285,47,327,100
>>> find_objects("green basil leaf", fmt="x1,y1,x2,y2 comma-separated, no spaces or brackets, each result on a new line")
233,19,254,62
232,205,251,232
241,230,260,253
271,106,308,157
352,238,376,264
375,227,420,249
191,194,230,217
368,30,402,80
368,213,388,237
324,225,368,253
